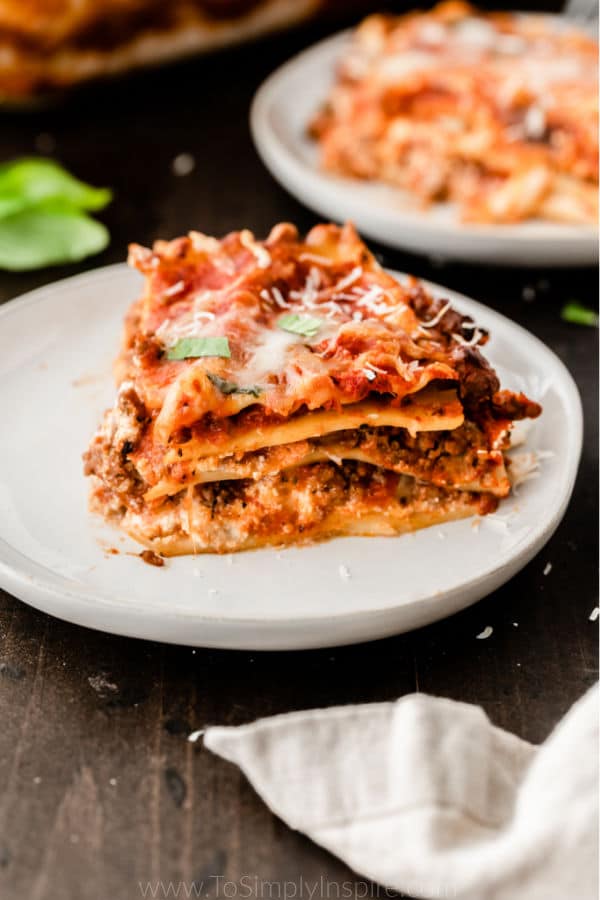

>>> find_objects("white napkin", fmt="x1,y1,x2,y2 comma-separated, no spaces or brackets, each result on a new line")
204,684,598,900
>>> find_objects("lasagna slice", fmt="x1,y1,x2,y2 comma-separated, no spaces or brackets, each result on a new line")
84,222,541,554
0,0,367,103
0,0,315,101
309,1,598,224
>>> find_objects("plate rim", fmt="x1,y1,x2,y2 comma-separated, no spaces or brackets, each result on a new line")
249,25,598,260
0,263,583,645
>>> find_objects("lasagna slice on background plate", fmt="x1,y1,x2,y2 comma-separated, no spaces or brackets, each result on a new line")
84,222,541,554
309,1,598,225
0,0,361,103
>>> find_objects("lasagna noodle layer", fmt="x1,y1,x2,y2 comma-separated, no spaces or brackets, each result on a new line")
156,389,464,469
144,426,509,500
100,461,499,555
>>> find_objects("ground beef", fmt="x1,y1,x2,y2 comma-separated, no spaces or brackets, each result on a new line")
408,285,490,345
132,334,163,369
449,345,500,410
492,389,542,420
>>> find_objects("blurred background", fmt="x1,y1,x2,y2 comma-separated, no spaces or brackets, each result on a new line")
0,0,585,292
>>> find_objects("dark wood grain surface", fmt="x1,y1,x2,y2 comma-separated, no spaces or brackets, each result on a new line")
0,11,597,900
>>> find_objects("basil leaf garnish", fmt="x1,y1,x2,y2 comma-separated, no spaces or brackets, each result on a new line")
207,374,261,398
0,158,112,213
0,158,112,271
561,302,598,328
167,337,231,360
0,207,109,271
277,313,323,338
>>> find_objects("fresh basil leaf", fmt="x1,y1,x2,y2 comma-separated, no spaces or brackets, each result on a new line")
0,158,112,215
167,337,231,360
277,313,323,338
0,195,30,219
0,207,109,271
207,374,261,397
561,302,598,327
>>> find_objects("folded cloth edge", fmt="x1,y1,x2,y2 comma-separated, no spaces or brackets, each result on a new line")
203,686,598,900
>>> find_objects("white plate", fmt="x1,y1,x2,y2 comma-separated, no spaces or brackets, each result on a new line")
250,29,598,267
0,265,581,650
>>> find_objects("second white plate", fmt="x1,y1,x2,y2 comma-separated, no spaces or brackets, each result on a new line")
250,29,598,267
0,265,582,649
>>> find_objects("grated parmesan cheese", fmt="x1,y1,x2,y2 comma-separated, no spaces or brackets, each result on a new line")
524,105,546,140
420,301,451,328
271,286,291,309
522,285,536,302
239,230,271,269
324,300,343,319
164,280,186,298
334,266,362,294
298,252,334,266
364,362,388,375
509,448,554,493
289,267,321,308
155,307,215,342
355,284,390,316
453,328,483,347
476,625,493,640
171,153,195,176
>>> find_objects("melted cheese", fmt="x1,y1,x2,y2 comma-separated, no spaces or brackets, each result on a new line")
117,464,495,556
241,327,304,387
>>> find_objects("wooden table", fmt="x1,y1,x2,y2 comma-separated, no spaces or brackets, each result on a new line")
0,15,597,900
